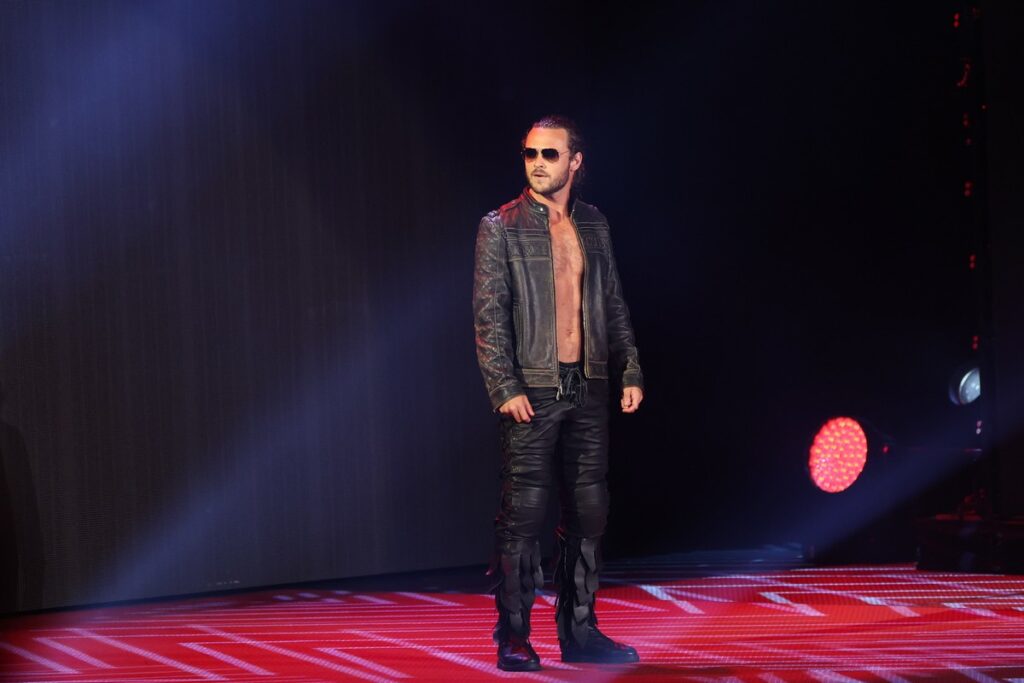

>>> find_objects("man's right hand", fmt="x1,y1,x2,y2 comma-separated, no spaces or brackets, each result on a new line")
499,394,535,423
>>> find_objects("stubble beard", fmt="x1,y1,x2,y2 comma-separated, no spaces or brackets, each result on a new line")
527,165,571,198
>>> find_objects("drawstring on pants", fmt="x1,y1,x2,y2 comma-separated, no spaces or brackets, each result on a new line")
556,362,587,409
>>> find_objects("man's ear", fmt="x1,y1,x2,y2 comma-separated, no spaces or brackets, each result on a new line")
570,152,583,171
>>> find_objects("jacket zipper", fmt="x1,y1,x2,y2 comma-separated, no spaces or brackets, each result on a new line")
569,204,589,378
546,210,559,381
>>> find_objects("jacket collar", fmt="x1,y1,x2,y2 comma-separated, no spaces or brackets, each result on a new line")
520,187,578,217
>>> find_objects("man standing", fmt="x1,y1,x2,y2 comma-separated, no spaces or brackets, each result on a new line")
473,115,644,671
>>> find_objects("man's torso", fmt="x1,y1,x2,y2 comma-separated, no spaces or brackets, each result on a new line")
549,213,584,363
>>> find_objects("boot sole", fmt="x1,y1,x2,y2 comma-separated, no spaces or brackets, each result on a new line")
561,654,640,664
497,660,542,671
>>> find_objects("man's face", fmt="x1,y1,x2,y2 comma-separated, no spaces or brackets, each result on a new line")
523,127,581,197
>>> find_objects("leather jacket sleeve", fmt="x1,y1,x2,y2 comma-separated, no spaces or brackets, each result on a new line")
473,215,525,410
605,234,644,391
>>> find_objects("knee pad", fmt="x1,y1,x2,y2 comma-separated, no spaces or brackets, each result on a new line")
562,481,609,538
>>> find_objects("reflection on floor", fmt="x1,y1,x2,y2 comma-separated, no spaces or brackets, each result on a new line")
3,547,1024,682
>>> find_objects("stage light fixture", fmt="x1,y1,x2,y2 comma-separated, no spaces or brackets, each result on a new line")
948,367,981,406
808,417,868,493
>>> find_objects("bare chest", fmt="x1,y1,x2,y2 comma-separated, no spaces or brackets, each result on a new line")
550,219,584,277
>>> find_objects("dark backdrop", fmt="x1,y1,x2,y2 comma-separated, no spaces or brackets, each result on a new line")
0,1,1014,611
986,3,1024,517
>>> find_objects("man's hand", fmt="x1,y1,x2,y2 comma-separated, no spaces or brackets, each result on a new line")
621,386,644,413
499,394,535,423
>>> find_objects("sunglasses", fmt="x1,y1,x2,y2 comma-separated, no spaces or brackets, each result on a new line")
521,147,569,162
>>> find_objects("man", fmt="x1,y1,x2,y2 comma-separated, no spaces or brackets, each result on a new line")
473,115,644,671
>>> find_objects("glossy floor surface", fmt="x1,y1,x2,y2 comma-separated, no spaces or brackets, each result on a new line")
3,549,1024,682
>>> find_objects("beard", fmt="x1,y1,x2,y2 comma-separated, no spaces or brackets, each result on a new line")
526,164,571,197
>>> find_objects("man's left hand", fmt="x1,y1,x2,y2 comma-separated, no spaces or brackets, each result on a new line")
621,386,644,413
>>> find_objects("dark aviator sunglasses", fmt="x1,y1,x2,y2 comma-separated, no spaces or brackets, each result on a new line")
521,147,570,162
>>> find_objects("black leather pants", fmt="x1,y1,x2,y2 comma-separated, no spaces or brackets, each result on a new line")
490,362,610,642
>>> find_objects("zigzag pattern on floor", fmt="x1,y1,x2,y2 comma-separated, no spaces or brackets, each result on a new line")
3,553,1024,682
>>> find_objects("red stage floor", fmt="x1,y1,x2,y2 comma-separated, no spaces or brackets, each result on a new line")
3,553,1024,682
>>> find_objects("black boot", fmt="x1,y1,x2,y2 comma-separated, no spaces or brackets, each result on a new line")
488,539,544,671
554,534,639,664
560,622,639,664
497,633,541,672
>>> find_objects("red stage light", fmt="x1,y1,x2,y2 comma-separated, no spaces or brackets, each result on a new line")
808,417,868,493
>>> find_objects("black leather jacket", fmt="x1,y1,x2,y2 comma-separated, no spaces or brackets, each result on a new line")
473,189,644,410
